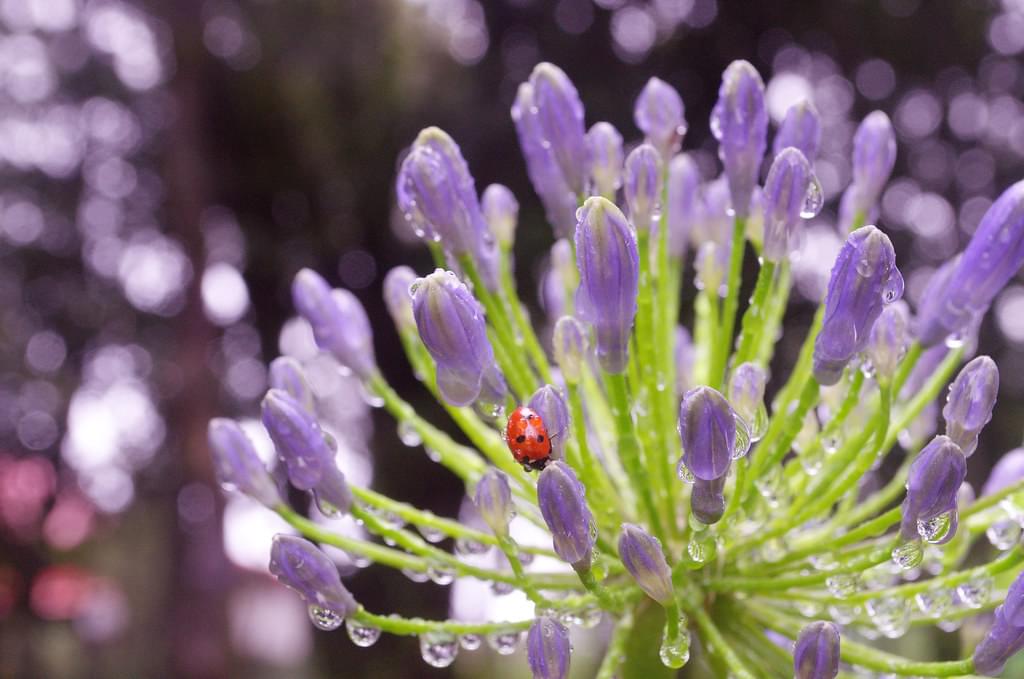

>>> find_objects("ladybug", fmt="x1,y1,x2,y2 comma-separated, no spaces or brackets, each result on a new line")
505,406,553,472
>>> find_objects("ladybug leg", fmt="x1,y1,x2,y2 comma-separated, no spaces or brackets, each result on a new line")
522,462,534,473
528,458,549,472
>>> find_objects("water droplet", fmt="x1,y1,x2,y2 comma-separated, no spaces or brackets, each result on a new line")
459,633,482,650
986,518,1021,550
357,381,385,408
579,605,603,629
956,576,993,609
826,573,860,598
487,630,522,655
760,538,784,562
809,553,839,571
749,404,769,442
915,588,954,618
346,619,381,647
856,256,875,278
490,580,514,596
307,604,344,631
417,524,445,543
944,331,965,349
398,421,422,447
401,567,431,583
865,597,909,639
455,537,489,556
732,415,751,460
800,176,824,219
313,491,342,518
917,510,954,544
420,631,459,667
427,564,455,585
687,539,707,564
678,465,695,483
827,604,859,624
795,600,821,617
517,550,535,566
659,618,690,669
891,540,924,570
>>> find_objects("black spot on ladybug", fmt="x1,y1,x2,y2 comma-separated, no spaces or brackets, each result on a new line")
537,435,545,442
516,435,526,443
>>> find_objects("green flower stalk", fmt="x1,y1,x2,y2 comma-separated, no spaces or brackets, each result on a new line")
210,60,1024,677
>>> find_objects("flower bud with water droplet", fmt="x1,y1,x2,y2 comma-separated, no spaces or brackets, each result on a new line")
474,469,513,537
843,111,896,227
900,435,966,544
529,385,570,460
623,143,663,233
552,315,588,385
678,386,736,481
794,621,840,679
943,356,998,457
729,362,768,440
865,301,908,382
527,616,571,679
585,121,624,198
666,153,701,258
261,389,352,513
774,100,821,161
292,269,378,379
574,197,639,374
382,265,418,333
268,356,315,414
526,63,587,196
617,523,674,605
691,476,727,525
973,605,1024,676
208,418,282,508
634,76,686,160
813,226,904,386
710,60,767,219
481,183,518,250
411,269,508,407
762,147,821,262
269,534,358,622
537,461,595,571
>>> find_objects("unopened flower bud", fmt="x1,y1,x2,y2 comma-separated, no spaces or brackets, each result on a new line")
382,266,418,332
208,418,282,508
617,523,674,605
774,100,821,161
866,301,909,381
943,356,999,457
529,385,570,460
482,183,519,249
553,315,588,385
710,60,767,218
537,461,595,570
586,121,624,198
794,621,840,679
474,469,514,537
982,448,1024,497
527,63,588,196
691,476,727,525
678,386,736,481
973,605,1024,676
761,147,822,262
900,435,967,543
574,197,640,374
728,362,767,433
291,269,378,379
268,356,315,414
623,143,663,233
666,153,701,258
845,111,896,222
269,534,358,618
634,77,686,159
527,616,571,679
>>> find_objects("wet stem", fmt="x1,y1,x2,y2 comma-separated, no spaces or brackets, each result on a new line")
708,215,747,390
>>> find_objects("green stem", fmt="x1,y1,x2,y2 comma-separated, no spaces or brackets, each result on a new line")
355,607,532,636
754,262,792,367
596,609,635,679
684,599,756,679
709,215,747,389
733,258,778,366
566,382,626,528
498,247,555,384
576,566,620,611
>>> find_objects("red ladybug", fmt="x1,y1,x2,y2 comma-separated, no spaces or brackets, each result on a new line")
505,406,552,472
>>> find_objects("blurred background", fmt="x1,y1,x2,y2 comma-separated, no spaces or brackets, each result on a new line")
3,0,1024,677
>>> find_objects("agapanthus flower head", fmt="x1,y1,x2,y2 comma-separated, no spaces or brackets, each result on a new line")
623,143,663,233
528,385,570,459
291,269,377,379
617,523,674,605
473,469,514,537
666,153,701,257
943,356,998,457
411,269,507,407
527,616,571,679
585,121,624,198
710,59,767,218
900,435,967,543
794,621,840,679
774,100,821,161
634,76,686,159
917,180,1024,346
268,356,315,414
813,225,904,386
844,111,896,224
481,183,519,249
382,265,418,332
269,535,358,621
866,301,909,381
678,386,736,481
537,461,594,570
574,196,640,374
261,389,352,514
207,418,282,508
552,315,588,385
761,146,822,262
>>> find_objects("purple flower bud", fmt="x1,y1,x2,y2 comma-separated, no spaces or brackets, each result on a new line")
383,265,418,332
623,143,663,233
728,362,767,430
291,269,377,379
812,226,904,386
691,476,727,525
574,197,640,374
793,621,840,679
761,147,822,262
529,385,570,460
982,448,1024,496
973,605,1024,676
666,153,701,257
900,435,967,542
396,127,487,255
537,461,595,570
710,60,768,218
474,469,514,537
261,389,352,513
208,418,282,507
553,315,588,385
617,523,674,605
866,302,909,381
774,100,821,161
917,181,1024,346
586,121,624,198
634,77,687,159
678,386,736,481
411,269,507,407
542,239,576,323
527,63,588,196
482,183,518,248
696,176,732,245
846,112,896,220
1004,571,1024,627
527,616,571,679
675,326,695,396
268,356,315,414
943,356,999,457
269,534,358,617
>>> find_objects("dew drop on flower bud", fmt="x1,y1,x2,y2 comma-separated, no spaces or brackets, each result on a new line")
800,177,824,219
346,619,382,647
916,510,954,544
307,604,344,631
732,415,751,459
420,631,459,667
890,540,923,570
